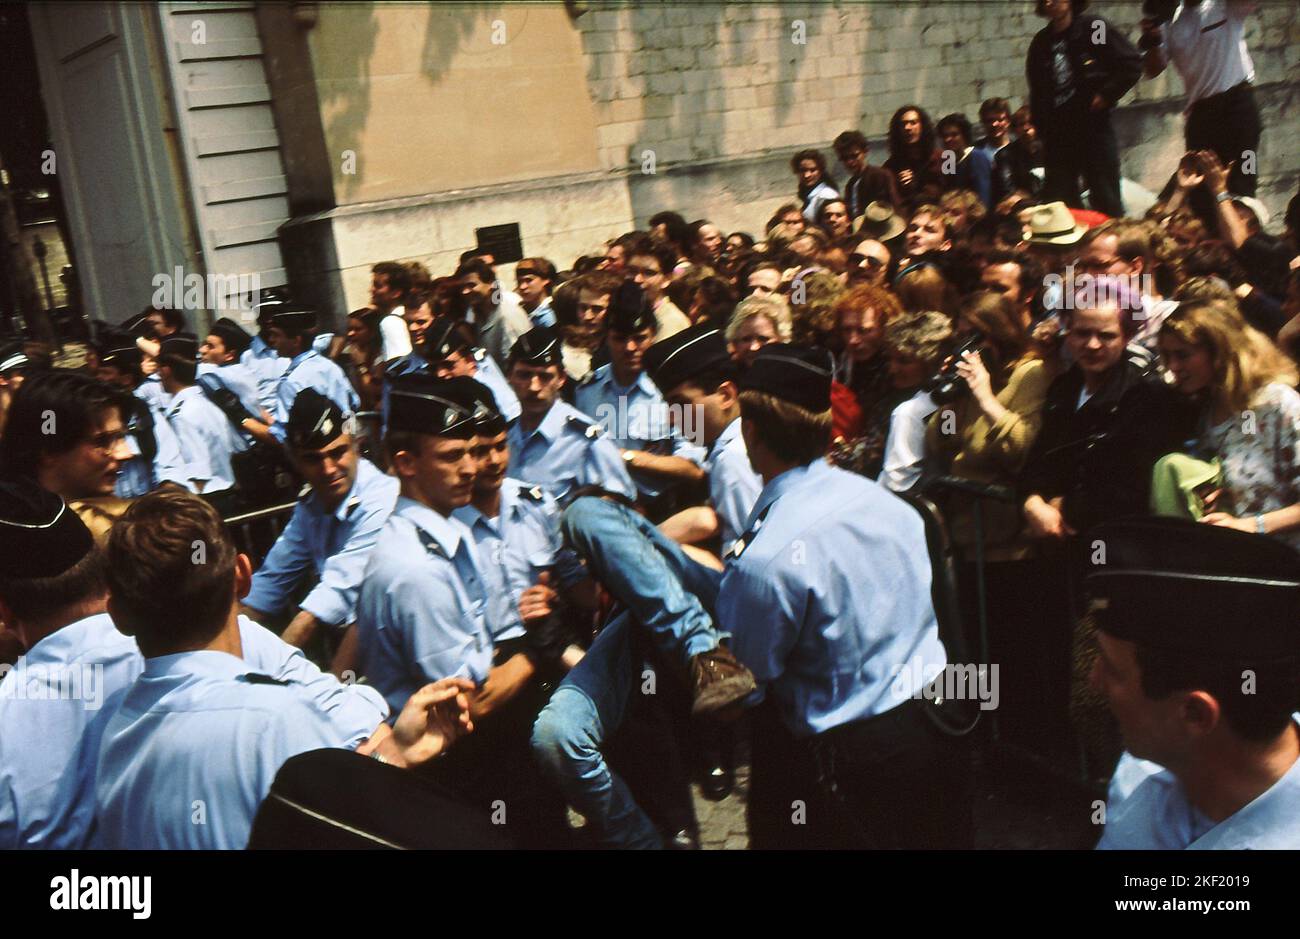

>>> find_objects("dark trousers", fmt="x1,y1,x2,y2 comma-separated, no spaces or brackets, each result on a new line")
1185,81,1261,197
748,697,973,850
1041,100,1124,218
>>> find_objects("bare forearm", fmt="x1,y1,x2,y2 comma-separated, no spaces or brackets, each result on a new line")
469,654,535,721
622,450,705,484
658,504,719,545
282,609,325,648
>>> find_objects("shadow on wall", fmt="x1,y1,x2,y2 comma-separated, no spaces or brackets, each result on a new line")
315,4,377,202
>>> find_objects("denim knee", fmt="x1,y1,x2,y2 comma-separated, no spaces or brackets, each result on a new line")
531,688,601,783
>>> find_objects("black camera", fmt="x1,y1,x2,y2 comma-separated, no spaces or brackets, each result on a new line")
925,332,985,404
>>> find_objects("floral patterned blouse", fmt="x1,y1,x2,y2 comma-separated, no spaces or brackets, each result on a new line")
1200,382,1300,549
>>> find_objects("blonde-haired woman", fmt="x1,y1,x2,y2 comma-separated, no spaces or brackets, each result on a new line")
1158,299,1300,547
725,294,791,367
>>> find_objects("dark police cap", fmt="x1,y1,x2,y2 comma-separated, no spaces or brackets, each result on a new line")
0,341,29,374
643,324,731,395
99,338,142,371
387,373,477,439
443,375,506,436
0,480,94,579
424,318,472,362
739,343,833,412
159,335,200,361
509,326,562,368
286,388,347,450
1086,517,1300,662
606,282,657,336
121,312,154,339
209,317,253,355
266,306,318,333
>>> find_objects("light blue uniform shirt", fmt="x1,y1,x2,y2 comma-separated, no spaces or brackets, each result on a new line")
117,390,190,498
527,298,557,329
506,399,636,504
705,417,762,555
136,373,170,413
4,614,385,849
240,335,289,416
166,385,244,494
718,459,947,738
575,365,705,500
453,478,586,643
269,349,359,444
244,458,399,627
93,634,387,850
197,360,263,419
0,613,141,849
356,497,493,714
1099,721,1300,849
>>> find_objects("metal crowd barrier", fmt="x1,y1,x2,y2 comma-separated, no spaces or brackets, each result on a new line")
224,500,297,569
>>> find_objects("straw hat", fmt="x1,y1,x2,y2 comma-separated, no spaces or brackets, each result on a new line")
1024,201,1088,246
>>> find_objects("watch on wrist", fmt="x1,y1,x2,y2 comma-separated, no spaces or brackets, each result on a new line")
1256,514,1268,535
622,450,636,465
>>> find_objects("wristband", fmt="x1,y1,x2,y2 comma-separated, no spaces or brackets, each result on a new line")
1256,514,1268,535
1216,191,1233,204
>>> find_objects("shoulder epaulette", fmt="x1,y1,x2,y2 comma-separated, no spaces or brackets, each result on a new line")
521,484,546,503
566,413,602,439
240,673,290,686
297,483,313,502
414,527,448,560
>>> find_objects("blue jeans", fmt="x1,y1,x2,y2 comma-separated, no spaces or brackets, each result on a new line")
530,497,724,848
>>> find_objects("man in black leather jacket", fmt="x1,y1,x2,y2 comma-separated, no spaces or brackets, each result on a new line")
1026,0,1142,218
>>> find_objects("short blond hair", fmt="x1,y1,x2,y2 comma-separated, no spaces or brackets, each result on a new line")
726,295,792,343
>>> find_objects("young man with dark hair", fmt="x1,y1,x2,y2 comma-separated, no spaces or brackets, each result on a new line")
626,239,690,340
1027,0,1142,218
980,248,1044,329
455,257,531,371
937,112,994,208
93,490,472,848
144,306,185,339
242,299,292,416
198,317,265,422
242,389,398,653
575,284,706,510
993,105,1047,204
156,335,243,509
504,326,636,504
369,261,415,364
515,257,557,328
975,97,1013,161
1090,518,1300,848
0,370,133,502
832,130,901,217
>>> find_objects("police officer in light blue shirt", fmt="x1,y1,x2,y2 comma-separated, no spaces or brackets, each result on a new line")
382,317,520,429
0,483,138,849
504,326,635,504
241,301,291,416
241,307,359,447
715,343,970,849
575,285,705,507
356,374,494,714
1088,518,1300,850
96,343,190,498
156,336,244,504
243,389,398,655
197,316,265,421
91,490,474,850
452,382,591,644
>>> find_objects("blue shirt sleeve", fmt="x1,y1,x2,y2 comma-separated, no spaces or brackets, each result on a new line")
299,500,395,628
244,504,315,617
585,435,637,500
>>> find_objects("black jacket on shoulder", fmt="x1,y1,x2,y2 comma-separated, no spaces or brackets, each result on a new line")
1026,14,1142,132
1019,358,1197,535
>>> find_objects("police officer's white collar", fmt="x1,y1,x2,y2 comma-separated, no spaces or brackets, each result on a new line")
394,495,466,558
524,398,573,443
167,385,204,412
743,457,832,532
15,611,118,667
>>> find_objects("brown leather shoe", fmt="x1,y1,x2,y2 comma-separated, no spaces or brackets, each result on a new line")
689,646,757,716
